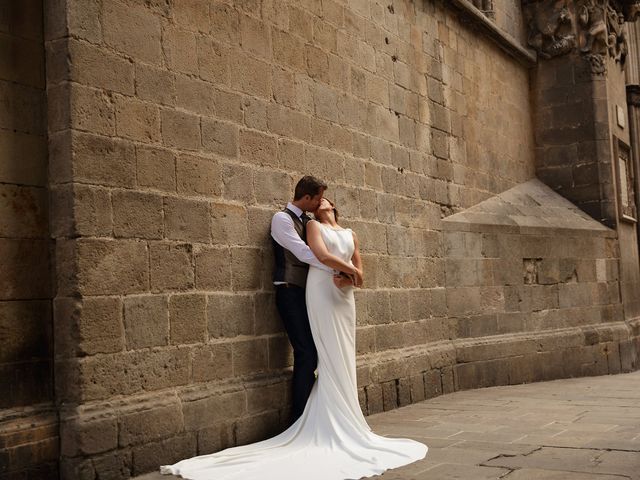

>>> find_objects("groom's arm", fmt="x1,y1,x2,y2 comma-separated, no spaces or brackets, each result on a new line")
270,213,333,272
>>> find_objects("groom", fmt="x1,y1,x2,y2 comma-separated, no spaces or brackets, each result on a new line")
270,176,355,424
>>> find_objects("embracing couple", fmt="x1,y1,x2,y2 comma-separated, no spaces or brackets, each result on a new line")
161,176,427,479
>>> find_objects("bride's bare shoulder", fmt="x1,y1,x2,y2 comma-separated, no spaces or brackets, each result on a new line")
306,219,321,230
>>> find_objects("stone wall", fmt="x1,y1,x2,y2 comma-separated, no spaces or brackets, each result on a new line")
7,0,635,478
44,0,539,477
0,1,58,478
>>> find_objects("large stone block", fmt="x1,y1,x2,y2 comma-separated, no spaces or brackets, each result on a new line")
169,294,207,344
164,197,211,243
102,0,162,64
0,129,47,186
230,52,272,99
163,25,198,75
51,183,112,238
0,300,51,363
0,238,50,300
149,242,194,292
135,63,176,106
234,410,281,445
0,184,47,238
254,169,292,206
197,36,229,85
118,402,183,447
267,104,310,141
71,132,137,188
123,295,169,349
190,343,233,382
0,359,51,408
169,0,208,31
239,129,278,167
176,153,222,197
72,239,149,295
232,338,268,376
381,380,398,411
213,88,243,123
161,108,200,151
365,383,383,414
195,246,231,290
112,190,163,239
69,83,116,136
61,416,118,456
66,39,135,94
175,75,216,117
114,96,161,143
201,118,238,157
209,2,240,44
211,202,249,246
0,79,45,134
231,248,262,291
247,380,287,414
78,348,190,400
249,289,277,332
207,293,254,338
55,296,124,356
132,433,196,476
272,28,305,70
136,146,177,192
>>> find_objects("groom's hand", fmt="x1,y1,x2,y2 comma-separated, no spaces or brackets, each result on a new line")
333,274,353,288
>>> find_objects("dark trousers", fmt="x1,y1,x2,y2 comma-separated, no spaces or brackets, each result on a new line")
275,285,317,423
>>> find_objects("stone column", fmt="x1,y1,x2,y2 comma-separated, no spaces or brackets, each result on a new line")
524,0,640,227
524,0,640,319
626,19,640,260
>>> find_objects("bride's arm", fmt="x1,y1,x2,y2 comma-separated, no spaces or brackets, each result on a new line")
350,231,363,287
306,221,361,278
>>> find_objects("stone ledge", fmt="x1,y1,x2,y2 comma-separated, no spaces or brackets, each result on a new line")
443,0,537,66
443,179,616,236
0,403,59,476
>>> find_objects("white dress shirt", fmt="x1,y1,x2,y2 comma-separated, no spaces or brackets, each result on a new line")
271,203,332,282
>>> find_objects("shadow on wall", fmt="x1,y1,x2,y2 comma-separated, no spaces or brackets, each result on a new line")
0,0,58,479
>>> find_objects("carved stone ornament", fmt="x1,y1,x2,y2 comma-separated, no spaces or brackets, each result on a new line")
523,0,637,74
577,0,627,67
622,0,640,21
524,0,576,58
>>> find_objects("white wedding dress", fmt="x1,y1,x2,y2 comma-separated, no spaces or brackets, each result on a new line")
160,223,428,479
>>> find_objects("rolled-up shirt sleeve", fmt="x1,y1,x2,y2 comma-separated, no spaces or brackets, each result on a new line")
271,213,332,272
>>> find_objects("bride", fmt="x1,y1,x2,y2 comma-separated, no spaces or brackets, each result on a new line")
160,198,428,479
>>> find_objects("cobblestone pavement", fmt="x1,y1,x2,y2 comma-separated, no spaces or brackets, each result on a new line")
137,371,640,480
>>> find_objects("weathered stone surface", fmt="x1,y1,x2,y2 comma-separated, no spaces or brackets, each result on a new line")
59,239,149,296
112,190,163,239
164,197,211,243
22,1,640,478
149,242,194,292
207,293,254,338
123,295,169,349
169,294,207,344
190,343,233,382
195,247,231,290
176,154,222,197
119,403,183,447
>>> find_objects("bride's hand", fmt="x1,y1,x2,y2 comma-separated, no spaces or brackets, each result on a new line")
352,268,363,288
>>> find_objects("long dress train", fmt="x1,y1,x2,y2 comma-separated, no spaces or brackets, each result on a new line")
160,223,428,479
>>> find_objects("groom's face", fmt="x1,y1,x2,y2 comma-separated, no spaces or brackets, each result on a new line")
303,192,324,213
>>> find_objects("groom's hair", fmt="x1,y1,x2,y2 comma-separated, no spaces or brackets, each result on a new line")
293,176,327,200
